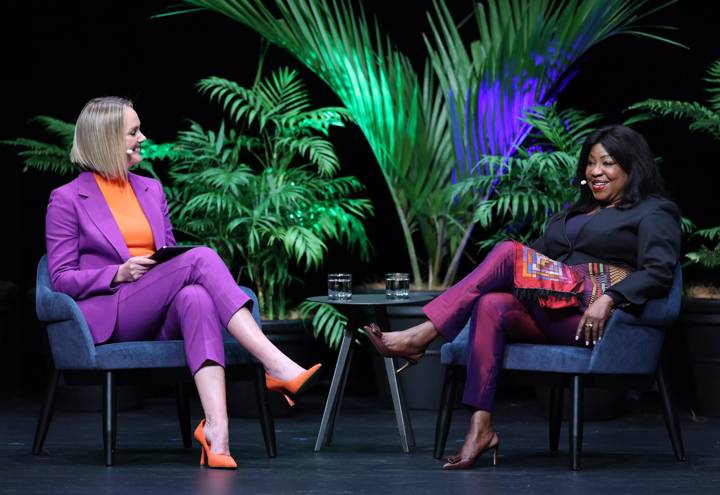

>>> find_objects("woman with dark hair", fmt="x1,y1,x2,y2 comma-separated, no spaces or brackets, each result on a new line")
365,124,681,470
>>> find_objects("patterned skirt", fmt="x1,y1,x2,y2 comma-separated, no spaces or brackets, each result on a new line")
512,241,630,310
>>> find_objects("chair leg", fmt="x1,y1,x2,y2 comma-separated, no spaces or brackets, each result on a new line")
32,369,60,455
656,365,686,462
175,380,191,448
569,375,584,471
549,385,563,453
433,366,459,459
102,371,117,467
254,365,277,458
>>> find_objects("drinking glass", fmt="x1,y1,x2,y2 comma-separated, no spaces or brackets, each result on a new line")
385,273,410,299
328,273,352,300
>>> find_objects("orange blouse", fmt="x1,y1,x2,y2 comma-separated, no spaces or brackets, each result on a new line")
94,173,155,257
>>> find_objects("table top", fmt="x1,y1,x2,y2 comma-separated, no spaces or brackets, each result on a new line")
306,293,434,306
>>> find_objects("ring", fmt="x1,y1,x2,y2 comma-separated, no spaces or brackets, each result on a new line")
585,323,593,328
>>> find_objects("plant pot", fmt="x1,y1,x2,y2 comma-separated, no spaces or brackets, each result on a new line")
681,296,720,416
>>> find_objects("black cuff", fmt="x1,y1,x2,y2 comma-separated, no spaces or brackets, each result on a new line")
605,290,626,306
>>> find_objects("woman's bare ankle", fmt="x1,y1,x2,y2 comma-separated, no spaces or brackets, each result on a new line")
204,418,230,455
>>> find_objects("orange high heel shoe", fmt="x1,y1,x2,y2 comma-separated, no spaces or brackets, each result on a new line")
193,419,237,469
265,363,322,406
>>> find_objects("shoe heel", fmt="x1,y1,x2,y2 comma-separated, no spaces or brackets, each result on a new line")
282,394,296,407
395,354,421,374
395,360,413,374
491,443,499,466
199,446,206,466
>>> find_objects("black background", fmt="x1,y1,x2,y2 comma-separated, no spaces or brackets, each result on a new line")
1,0,718,300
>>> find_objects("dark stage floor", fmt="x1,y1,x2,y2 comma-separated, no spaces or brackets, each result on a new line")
1,387,718,495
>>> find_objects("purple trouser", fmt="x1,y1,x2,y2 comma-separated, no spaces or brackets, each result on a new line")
423,241,586,411
108,247,251,375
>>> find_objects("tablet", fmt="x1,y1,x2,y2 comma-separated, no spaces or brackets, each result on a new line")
149,245,204,263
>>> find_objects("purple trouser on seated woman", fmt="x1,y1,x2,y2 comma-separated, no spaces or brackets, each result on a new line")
423,241,586,411
108,247,251,374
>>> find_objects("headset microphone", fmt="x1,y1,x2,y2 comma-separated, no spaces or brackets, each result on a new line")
580,180,587,185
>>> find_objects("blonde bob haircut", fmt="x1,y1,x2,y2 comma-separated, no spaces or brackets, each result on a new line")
70,96,133,181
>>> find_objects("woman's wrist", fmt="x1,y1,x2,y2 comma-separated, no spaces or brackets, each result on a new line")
599,293,615,307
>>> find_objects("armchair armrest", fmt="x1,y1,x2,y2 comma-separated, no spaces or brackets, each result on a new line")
36,256,98,369
588,308,666,374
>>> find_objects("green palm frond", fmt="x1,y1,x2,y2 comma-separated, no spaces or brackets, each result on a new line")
685,246,720,269
277,107,352,135
692,226,720,242
277,135,339,175
280,225,327,269
2,115,77,175
298,301,348,349
33,116,76,143
705,59,720,112
522,104,605,153
629,99,720,140
256,67,310,116
629,58,720,141
198,76,270,129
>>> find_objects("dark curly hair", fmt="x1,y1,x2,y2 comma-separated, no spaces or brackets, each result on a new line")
570,125,667,211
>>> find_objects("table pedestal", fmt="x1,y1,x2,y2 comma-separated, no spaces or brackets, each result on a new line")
314,305,416,452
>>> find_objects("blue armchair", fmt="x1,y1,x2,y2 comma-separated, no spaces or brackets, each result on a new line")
32,255,276,466
433,265,685,470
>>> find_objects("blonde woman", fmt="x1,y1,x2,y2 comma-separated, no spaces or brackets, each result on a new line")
46,96,321,469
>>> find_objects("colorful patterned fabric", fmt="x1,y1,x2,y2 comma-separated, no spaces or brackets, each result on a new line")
512,241,632,309
572,262,631,307
513,242,584,309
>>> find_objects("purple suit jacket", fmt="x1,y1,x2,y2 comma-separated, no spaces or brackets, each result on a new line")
45,171,176,344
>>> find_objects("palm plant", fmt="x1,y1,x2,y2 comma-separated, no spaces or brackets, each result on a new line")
168,68,373,319
453,104,603,252
1,116,76,175
629,58,720,272
424,0,681,285
629,58,720,140
176,0,451,289
175,0,680,289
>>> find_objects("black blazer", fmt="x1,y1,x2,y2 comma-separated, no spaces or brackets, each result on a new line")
531,196,681,306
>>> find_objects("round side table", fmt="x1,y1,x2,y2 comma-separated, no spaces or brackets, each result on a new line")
307,293,434,453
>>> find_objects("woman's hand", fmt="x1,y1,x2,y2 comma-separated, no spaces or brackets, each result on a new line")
113,256,157,284
575,294,615,346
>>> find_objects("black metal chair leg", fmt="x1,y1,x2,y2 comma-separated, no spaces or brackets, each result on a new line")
175,380,191,448
569,375,584,471
254,365,277,458
102,371,117,466
433,366,459,459
549,385,564,453
656,365,686,462
32,369,60,455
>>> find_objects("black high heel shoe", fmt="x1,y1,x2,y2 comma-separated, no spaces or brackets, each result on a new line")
362,323,425,374
442,433,500,470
